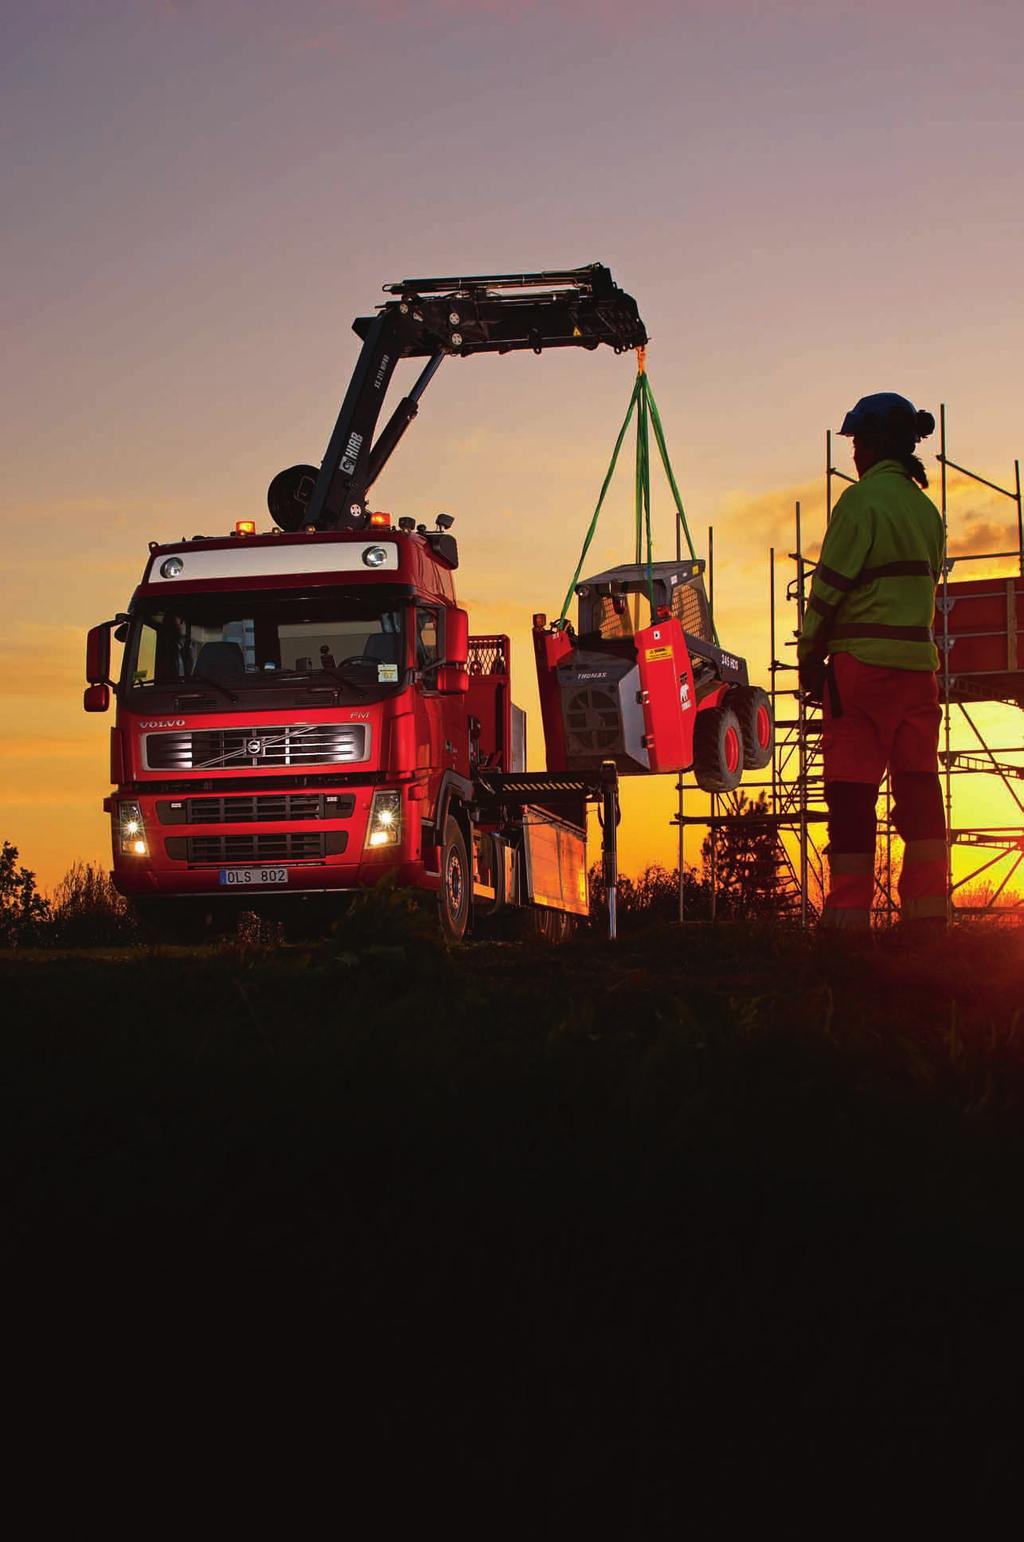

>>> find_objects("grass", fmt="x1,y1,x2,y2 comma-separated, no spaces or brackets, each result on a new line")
5,922,1024,1526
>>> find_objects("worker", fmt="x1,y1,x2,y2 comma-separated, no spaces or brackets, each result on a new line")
798,393,946,929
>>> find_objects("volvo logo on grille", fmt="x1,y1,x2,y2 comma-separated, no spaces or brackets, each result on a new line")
246,738,264,756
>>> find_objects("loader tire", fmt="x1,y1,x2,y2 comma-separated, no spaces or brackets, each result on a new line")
437,817,470,942
728,686,773,770
693,704,744,793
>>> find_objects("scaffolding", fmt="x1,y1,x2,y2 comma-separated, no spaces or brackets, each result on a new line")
673,407,1024,924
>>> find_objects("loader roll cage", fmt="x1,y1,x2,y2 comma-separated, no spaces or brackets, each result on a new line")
268,264,647,534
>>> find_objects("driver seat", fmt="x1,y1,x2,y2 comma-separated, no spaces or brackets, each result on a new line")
362,634,401,665
194,641,246,681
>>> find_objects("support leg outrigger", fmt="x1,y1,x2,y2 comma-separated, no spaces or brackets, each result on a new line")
600,759,621,940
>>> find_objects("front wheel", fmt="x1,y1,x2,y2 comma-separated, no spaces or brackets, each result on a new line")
437,817,470,941
693,704,744,792
130,897,220,944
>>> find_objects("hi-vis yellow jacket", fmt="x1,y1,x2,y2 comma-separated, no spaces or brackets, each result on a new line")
798,459,944,672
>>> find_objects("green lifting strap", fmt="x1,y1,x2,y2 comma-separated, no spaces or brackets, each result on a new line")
557,358,706,634
557,374,641,622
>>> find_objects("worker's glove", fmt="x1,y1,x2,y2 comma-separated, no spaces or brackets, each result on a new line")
798,656,826,705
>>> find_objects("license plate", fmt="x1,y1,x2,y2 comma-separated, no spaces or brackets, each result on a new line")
219,866,289,886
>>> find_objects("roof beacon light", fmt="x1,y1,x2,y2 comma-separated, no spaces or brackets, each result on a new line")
369,511,392,528
235,520,257,536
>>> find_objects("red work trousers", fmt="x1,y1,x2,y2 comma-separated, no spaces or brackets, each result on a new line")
821,653,946,927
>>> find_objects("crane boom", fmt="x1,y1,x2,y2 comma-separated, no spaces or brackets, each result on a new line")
268,263,647,532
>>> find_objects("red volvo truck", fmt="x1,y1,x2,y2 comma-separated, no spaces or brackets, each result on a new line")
84,267,647,938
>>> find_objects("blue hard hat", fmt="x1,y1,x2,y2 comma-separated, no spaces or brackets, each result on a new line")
839,392,922,439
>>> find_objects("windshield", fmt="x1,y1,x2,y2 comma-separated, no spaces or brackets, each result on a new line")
123,588,407,703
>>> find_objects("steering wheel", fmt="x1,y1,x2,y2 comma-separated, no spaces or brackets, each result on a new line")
336,654,384,667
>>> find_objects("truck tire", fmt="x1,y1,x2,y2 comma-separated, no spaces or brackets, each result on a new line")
728,686,773,770
525,908,577,944
693,704,744,793
438,817,470,942
131,897,218,944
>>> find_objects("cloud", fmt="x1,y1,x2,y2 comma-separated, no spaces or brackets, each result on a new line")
0,623,91,698
948,518,1018,559
714,478,824,549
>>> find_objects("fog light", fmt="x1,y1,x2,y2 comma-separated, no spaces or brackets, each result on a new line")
366,790,402,849
362,545,388,568
118,801,148,856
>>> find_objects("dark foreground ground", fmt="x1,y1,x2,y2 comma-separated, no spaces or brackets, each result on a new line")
6,917,1024,1528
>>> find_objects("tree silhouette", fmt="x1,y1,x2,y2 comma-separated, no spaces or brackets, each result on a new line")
701,791,800,920
0,841,51,945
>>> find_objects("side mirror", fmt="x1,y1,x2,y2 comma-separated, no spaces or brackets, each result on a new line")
436,666,469,695
86,623,112,685
446,607,469,667
84,683,111,713
437,607,470,694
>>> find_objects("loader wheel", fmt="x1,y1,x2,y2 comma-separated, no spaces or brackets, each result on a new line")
438,817,470,942
728,686,774,770
693,705,744,793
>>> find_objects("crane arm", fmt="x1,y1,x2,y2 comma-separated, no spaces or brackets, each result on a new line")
268,264,647,531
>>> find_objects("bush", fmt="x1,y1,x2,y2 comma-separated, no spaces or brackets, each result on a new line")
588,862,712,928
49,861,138,948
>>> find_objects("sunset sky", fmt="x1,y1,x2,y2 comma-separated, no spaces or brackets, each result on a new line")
2,0,1023,892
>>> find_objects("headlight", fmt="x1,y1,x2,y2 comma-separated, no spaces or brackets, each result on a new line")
118,800,148,856
366,789,402,848
362,545,388,568
160,557,184,578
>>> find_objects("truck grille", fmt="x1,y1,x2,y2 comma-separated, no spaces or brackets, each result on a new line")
156,794,356,825
165,832,347,864
145,724,368,771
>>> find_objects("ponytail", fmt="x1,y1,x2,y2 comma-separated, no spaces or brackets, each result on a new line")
879,409,935,488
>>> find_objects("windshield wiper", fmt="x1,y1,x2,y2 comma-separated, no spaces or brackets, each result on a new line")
277,666,369,697
177,673,239,704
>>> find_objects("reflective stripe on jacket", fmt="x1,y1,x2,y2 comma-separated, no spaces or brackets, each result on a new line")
797,459,944,671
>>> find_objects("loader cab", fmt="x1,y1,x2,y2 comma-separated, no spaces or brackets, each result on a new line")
533,559,750,778
575,561,714,647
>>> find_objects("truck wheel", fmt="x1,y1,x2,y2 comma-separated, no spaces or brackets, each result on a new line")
525,908,577,944
728,686,774,770
131,897,217,944
693,705,744,792
438,817,470,942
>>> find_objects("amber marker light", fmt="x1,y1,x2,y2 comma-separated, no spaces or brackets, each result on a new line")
369,511,392,528
235,520,257,536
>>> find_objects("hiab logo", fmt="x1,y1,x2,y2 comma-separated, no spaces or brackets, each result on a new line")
340,430,364,477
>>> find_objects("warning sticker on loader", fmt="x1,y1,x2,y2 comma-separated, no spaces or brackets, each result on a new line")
644,645,674,662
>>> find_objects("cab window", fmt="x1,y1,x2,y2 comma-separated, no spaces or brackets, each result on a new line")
416,608,440,671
